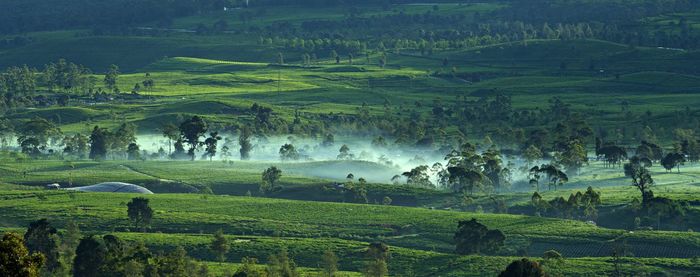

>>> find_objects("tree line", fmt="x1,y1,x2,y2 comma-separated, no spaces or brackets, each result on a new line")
0,0,251,34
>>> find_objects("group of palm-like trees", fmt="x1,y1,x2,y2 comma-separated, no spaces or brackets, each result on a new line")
529,164,568,192
442,143,512,195
596,145,628,168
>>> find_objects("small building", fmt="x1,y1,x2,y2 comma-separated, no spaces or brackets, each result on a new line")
45,183,61,190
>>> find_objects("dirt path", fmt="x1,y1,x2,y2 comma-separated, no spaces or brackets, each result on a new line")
119,164,176,183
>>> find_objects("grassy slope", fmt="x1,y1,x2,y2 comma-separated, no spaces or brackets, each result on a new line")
4,38,698,140
1,190,700,276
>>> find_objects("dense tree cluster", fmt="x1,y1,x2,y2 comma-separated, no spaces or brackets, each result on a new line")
0,0,246,34
454,218,505,255
531,187,601,220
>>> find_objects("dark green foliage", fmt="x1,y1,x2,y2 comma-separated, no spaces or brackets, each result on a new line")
103,64,119,92
596,144,627,168
172,139,187,160
543,249,563,260
233,257,265,277
636,141,664,161
279,143,300,161
261,166,283,194
660,153,686,173
127,197,154,231
16,117,61,157
401,165,433,188
454,218,505,255
43,59,92,92
210,229,229,263
321,250,338,277
498,258,545,277
101,235,128,276
60,220,81,266
337,144,353,160
73,236,106,277
534,187,602,220
161,123,180,156
239,126,253,160
482,146,510,192
62,133,89,159
624,158,655,205
179,116,208,161
127,143,140,160
529,164,568,191
445,143,487,195
266,248,300,277
89,126,108,160
203,132,222,161
364,242,389,277
555,139,588,175
72,234,206,277
154,246,189,277
0,233,44,277
23,219,61,273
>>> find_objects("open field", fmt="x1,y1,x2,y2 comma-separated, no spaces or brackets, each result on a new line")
2,189,700,276
2,1,700,276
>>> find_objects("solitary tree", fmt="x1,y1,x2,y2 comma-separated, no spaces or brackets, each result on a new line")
0,233,44,277
127,197,154,231
171,139,187,160
142,73,155,90
239,126,253,160
203,132,222,161
261,166,282,193
661,153,685,173
498,258,545,277
104,64,120,92
179,116,208,161
16,117,61,157
364,242,389,277
127,143,140,160
210,229,230,263
624,158,655,205
321,133,335,147
279,143,300,161
636,141,664,161
454,218,505,255
337,144,353,160
277,52,284,65
161,123,180,156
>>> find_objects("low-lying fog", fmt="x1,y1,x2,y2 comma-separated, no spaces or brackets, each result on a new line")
2,134,532,185
135,134,531,185
136,134,449,183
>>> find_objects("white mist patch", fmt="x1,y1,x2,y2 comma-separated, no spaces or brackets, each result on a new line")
135,134,448,183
